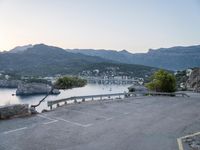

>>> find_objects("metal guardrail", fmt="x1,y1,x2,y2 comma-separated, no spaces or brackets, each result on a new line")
47,92,189,110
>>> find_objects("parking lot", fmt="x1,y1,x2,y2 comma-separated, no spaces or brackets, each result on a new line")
0,93,200,150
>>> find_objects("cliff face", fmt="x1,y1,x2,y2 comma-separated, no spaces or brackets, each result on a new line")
0,80,22,88
187,68,200,92
68,45,200,70
16,82,60,95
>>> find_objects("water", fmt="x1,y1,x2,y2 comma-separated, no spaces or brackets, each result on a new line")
0,84,131,112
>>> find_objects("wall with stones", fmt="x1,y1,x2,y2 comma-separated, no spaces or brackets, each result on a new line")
0,104,30,119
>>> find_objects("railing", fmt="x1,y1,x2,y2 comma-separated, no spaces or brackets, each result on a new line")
47,92,189,110
47,92,135,110
143,91,190,97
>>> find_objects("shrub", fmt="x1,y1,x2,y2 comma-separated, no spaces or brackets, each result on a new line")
145,70,176,93
54,76,87,89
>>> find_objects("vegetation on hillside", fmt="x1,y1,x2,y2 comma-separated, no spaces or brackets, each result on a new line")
54,76,87,89
81,63,158,79
145,70,176,93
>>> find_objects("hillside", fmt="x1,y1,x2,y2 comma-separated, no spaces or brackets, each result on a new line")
0,44,157,77
67,45,200,70
80,63,158,78
0,44,112,76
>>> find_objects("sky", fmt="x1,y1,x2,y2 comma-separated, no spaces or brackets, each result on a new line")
0,0,200,53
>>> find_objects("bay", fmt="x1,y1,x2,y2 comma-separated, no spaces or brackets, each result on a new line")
0,84,131,112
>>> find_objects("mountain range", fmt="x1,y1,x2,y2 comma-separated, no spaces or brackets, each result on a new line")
1,44,199,77
0,44,157,77
66,45,200,70
0,44,111,76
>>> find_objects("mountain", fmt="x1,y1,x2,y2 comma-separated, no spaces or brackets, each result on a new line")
67,45,200,70
0,44,112,76
9,44,33,53
0,44,157,77
66,49,134,64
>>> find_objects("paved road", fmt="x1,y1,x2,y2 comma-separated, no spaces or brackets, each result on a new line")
0,94,200,150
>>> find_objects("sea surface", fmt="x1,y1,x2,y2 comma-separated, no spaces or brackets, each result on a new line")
0,84,131,112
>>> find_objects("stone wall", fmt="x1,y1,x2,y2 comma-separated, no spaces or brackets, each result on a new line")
0,104,30,119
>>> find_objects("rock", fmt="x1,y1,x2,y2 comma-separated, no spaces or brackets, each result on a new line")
187,68,200,92
16,82,60,95
52,89,60,95
0,79,22,88
184,137,194,143
41,109,49,113
30,107,38,114
0,104,30,119
190,143,200,149
128,85,148,92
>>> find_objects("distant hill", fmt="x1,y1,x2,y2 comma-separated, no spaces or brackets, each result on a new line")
0,44,157,77
66,49,134,65
0,44,112,76
67,45,200,70
9,44,33,53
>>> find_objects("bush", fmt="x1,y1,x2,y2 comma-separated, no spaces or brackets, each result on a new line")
54,76,87,89
145,70,176,93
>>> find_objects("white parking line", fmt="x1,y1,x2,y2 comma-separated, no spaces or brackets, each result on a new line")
3,127,28,134
57,117,93,128
38,114,56,121
89,107,130,116
43,120,58,125
38,114,59,125
67,109,111,120
105,118,113,121
124,112,130,115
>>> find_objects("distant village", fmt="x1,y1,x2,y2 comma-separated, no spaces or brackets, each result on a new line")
1,67,200,93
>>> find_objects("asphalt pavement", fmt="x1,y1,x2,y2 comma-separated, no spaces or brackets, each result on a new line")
0,93,200,150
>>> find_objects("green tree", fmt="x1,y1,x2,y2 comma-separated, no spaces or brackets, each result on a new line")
145,70,176,93
54,76,87,89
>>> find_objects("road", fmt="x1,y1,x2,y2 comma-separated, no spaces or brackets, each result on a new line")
0,92,200,150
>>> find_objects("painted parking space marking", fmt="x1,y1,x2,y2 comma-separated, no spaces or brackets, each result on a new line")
38,114,57,121
124,112,130,115
105,118,113,121
57,117,93,128
38,114,58,125
3,127,28,135
39,113,93,127
65,108,112,120
64,108,114,122
88,107,130,117
2,115,58,135
43,120,58,125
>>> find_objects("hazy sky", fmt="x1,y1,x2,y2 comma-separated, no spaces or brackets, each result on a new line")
0,0,200,52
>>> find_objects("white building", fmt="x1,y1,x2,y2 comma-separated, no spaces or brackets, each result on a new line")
186,69,193,76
